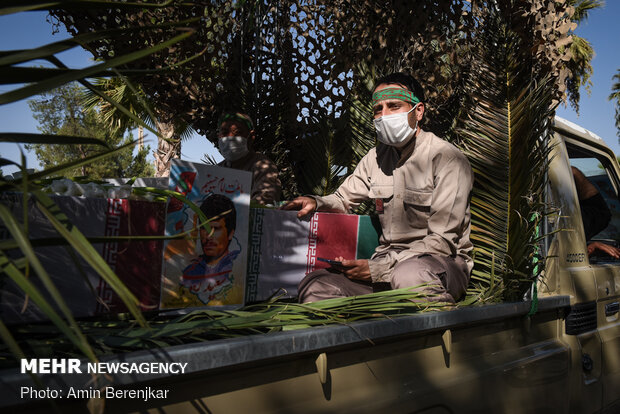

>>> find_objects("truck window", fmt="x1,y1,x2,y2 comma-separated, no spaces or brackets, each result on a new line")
568,146,620,263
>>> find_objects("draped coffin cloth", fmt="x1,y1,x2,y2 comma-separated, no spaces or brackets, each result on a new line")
0,192,379,322
0,194,165,323
245,209,381,302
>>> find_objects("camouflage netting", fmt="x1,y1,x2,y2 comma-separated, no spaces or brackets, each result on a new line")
51,1,575,191
49,1,577,301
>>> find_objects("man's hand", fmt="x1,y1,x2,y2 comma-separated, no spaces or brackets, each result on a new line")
587,241,620,259
335,257,371,282
281,196,317,218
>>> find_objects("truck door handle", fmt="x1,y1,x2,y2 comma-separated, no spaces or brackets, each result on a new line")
605,302,619,317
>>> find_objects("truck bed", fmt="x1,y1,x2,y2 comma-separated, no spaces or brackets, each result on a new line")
1,295,571,413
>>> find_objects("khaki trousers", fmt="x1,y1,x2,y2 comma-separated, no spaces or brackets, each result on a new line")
298,254,469,304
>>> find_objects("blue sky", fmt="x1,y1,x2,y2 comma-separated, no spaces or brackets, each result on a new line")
1,6,619,175
555,2,620,151
0,11,220,175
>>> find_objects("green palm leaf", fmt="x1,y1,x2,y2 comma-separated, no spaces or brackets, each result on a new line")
0,0,178,16
294,115,350,196
0,16,199,67
0,132,110,147
0,204,98,361
1,141,137,189
0,1,231,365
0,29,194,105
569,0,604,22
456,18,556,302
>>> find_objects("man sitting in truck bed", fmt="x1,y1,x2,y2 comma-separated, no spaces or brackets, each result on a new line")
283,72,473,304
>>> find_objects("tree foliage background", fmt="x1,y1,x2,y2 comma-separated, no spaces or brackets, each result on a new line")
51,0,582,190
27,82,155,179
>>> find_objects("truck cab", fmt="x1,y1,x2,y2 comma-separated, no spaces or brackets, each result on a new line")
544,116,620,413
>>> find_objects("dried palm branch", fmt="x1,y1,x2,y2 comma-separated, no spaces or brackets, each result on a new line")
456,17,556,303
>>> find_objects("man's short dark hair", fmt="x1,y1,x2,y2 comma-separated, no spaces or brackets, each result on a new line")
374,72,425,103
199,194,236,233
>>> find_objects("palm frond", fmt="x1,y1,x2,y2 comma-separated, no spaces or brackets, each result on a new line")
201,153,219,165
82,75,196,141
0,205,98,360
0,4,203,365
456,17,556,302
0,287,448,362
347,62,379,165
570,0,604,22
566,35,595,107
0,30,194,106
293,115,352,196
563,0,602,110
82,77,148,132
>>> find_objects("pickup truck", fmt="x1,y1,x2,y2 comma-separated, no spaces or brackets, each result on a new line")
1,116,619,413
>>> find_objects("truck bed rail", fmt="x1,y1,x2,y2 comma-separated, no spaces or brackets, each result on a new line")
0,295,571,410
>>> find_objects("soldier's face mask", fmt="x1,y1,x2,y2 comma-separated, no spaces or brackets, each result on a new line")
218,135,249,161
373,103,419,147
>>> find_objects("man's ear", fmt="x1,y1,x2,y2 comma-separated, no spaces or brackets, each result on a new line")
228,229,235,241
415,102,425,121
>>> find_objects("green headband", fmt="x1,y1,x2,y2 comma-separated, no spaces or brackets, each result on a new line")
371,88,420,107
218,112,254,131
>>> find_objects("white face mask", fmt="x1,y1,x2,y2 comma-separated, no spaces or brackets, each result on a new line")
373,104,419,147
218,135,249,161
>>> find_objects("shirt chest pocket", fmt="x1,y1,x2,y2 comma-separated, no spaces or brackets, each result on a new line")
369,185,394,200
402,188,432,229
369,185,394,230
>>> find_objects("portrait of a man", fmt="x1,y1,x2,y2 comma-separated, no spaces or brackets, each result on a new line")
181,194,241,304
